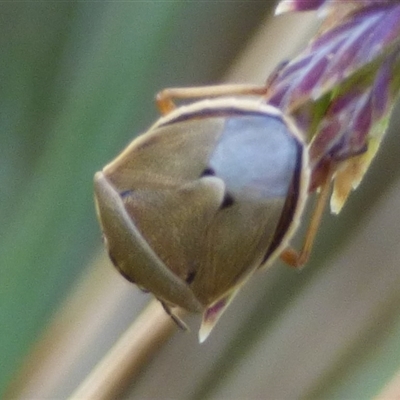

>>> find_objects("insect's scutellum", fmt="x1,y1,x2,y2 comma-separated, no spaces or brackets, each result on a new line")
94,87,313,342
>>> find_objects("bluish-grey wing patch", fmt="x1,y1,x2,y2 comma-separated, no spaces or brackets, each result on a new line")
209,115,298,200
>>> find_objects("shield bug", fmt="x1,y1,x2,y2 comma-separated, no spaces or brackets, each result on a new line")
94,84,332,342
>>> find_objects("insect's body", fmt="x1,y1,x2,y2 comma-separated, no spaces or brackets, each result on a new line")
94,96,309,341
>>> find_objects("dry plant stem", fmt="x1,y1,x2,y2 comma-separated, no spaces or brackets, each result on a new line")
70,300,185,400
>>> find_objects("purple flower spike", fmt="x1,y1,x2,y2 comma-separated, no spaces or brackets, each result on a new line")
267,1,400,211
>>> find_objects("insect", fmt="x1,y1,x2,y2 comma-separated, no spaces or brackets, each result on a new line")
94,84,334,342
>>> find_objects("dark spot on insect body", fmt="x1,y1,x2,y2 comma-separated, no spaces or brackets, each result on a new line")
120,189,134,198
185,271,196,284
201,167,216,177
220,192,234,209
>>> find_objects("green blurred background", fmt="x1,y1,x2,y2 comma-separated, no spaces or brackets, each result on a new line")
0,2,271,395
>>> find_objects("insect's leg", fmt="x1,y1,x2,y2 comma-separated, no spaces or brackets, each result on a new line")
160,301,189,331
280,163,335,269
156,84,269,115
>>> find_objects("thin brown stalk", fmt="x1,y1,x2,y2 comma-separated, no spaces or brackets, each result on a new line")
69,300,185,400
